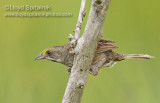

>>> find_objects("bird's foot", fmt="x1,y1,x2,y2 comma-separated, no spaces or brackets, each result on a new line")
68,68,71,76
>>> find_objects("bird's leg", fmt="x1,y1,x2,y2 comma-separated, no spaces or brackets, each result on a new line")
67,68,71,76
89,67,99,76
90,58,106,76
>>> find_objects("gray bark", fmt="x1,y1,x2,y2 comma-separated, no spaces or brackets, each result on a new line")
62,0,111,103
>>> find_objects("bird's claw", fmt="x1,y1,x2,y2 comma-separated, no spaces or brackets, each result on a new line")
68,68,71,76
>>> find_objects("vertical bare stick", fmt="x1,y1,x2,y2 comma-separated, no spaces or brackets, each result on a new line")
75,0,86,39
62,0,111,103
69,0,86,48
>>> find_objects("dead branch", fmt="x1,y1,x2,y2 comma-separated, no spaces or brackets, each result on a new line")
62,0,111,103
69,0,86,48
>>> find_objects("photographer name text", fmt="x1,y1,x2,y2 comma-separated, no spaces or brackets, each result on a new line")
5,5,51,11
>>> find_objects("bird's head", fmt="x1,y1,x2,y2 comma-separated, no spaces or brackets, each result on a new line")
35,46,64,62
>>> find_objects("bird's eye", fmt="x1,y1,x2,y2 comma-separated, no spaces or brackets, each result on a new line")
46,51,51,55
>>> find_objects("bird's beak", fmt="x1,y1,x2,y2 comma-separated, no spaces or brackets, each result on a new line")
34,54,44,61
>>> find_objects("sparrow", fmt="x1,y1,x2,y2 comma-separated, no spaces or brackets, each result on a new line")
35,39,154,76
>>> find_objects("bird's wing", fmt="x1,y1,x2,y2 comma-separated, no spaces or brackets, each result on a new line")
96,39,119,53
99,39,116,43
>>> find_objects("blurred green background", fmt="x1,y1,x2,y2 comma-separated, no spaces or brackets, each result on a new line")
0,0,159,103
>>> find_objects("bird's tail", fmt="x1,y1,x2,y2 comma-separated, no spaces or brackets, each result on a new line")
122,54,154,59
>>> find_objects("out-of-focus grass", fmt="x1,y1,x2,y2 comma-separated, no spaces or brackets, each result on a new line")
0,0,159,103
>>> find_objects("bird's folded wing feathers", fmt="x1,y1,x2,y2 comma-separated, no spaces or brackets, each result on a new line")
99,39,116,43
96,39,119,53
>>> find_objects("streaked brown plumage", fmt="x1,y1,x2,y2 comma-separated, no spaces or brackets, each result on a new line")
35,39,154,76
